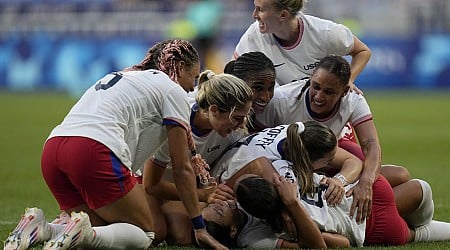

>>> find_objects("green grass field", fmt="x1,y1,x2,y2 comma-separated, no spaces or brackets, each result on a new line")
1,91,450,249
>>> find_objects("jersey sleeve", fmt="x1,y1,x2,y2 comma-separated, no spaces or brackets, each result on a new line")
325,23,354,55
157,85,191,164
162,86,190,129
233,22,261,59
348,93,372,127
151,141,171,166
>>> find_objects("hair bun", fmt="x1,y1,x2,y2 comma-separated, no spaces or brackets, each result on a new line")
206,70,215,79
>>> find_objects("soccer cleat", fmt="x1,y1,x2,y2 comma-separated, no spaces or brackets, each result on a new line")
4,207,51,250
50,211,71,225
43,211,94,250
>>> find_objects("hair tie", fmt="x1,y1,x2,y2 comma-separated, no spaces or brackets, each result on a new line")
207,71,215,79
296,122,305,134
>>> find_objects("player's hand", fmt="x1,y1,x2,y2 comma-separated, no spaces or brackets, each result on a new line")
194,228,229,250
273,174,298,206
349,82,364,95
321,177,345,206
206,183,235,204
347,179,372,223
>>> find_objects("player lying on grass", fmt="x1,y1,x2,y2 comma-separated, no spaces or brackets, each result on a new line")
205,121,450,248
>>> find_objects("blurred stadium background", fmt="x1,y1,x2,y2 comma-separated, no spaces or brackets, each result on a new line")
0,0,449,97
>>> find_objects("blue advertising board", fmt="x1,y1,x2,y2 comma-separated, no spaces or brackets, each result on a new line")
0,33,449,95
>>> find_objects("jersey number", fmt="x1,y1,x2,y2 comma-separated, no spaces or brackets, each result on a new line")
95,72,123,90
94,70,160,91
301,185,326,208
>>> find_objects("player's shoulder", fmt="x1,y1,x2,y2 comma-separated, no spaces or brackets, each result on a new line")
240,21,260,37
275,79,308,98
301,13,339,28
343,90,368,104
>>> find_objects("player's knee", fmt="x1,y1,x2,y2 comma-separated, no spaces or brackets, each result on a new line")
381,164,411,187
404,179,434,227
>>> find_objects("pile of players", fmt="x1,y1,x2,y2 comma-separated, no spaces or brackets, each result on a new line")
4,1,450,249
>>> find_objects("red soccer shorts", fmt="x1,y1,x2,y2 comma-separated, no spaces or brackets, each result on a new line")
41,136,137,210
364,175,411,245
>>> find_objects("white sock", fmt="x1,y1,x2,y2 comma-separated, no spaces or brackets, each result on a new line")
414,220,450,242
404,179,434,227
89,223,153,249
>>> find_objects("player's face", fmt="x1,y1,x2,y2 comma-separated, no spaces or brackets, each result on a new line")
247,69,276,113
253,0,282,34
202,200,239,228
311,145,337,170
178,62,200,92
308,68,346,119
210,102,252,137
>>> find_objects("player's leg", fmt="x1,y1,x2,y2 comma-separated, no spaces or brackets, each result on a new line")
364,175,411,245
43,137,154,249
142,159,173,244
393,179,433,227
338,138,365,161
5,136,91,250
143,191,167,245
380,164,411,188
338,138,411,188
414,220,450,242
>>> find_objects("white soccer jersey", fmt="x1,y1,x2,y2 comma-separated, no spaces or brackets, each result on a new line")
234,13,354,85
151,100,247,170
237,207,281,248
212,125,288,180
214,126,365,246
47,69,190,173
272,160,366,247
255,79,372,137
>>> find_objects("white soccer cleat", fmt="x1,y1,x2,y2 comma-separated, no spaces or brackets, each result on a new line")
4,207,50,250
43,211,94,250
50,211,71,225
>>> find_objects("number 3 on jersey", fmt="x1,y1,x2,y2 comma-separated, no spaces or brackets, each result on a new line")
95,72,123,91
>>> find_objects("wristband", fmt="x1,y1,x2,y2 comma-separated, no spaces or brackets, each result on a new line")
333,173,348,186
191,215,206,230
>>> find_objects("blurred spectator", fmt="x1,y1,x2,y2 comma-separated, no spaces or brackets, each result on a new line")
167,0,223,72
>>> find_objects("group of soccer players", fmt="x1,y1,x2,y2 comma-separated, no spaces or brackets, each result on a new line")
5,0,450,249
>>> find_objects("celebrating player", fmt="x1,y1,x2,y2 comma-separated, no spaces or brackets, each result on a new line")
4,39,227,250
223,51,276,133
233,0,370,93
143,70,253,245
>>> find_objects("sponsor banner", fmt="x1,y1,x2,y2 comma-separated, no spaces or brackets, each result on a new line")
0,34,449,95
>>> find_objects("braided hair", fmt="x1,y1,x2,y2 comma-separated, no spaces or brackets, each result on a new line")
224,51,275,82
129,39,199,83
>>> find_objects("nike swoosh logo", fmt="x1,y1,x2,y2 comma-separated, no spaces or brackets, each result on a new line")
274,63,285,67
